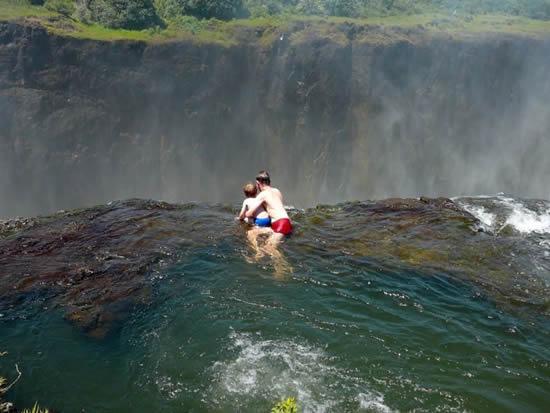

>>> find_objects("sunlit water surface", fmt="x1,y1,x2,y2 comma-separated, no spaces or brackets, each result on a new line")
1,196,550,412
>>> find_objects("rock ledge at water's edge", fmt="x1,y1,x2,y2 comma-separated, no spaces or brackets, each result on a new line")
1,197,548,338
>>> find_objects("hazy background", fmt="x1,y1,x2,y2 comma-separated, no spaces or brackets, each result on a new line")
0,23,549,217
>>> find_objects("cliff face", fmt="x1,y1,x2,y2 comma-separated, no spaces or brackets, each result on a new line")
1,22,549,217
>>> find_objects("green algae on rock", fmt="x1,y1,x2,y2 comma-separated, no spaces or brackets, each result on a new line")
1,197,549,338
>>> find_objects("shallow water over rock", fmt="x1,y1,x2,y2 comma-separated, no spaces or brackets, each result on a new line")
1,196,549,411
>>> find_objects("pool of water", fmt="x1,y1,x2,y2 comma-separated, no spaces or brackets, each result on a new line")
2,238,549,412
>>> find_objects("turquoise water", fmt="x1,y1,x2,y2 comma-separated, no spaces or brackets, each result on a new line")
2,237,549,412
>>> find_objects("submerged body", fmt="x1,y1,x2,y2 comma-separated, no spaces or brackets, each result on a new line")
1,197,549,412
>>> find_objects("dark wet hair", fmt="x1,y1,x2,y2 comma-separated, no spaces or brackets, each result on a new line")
256,170,271,185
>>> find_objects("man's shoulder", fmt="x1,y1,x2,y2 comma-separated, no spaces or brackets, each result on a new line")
270,187,283,197
263,188,276,198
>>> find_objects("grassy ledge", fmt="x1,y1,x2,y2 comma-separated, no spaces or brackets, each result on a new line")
1,1,550,45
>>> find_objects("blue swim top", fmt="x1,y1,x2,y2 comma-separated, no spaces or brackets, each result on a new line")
254,217,271,227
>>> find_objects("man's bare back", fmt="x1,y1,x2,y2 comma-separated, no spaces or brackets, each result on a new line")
245,171,292,242
257,187,289,222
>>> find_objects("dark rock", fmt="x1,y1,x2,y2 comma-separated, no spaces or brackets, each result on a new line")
0,200,232,337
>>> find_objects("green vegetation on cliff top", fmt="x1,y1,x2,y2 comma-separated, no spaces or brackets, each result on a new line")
1,0,550,45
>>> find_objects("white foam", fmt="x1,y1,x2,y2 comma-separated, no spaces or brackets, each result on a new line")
460,204,496,229
209,331,388,412
451,194,499,201
498,198,550,234
357,392,393,412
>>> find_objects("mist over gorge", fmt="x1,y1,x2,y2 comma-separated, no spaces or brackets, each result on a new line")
1,21,549,217
3,5,550,410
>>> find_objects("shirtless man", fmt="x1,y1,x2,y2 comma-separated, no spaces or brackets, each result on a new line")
245,170,292,246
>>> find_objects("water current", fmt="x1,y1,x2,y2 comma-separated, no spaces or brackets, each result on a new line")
0,196,549,412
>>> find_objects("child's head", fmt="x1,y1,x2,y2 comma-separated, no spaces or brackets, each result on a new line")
243,182,257,198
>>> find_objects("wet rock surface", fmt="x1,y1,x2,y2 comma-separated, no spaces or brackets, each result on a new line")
0,197,548,337
0,199,236,337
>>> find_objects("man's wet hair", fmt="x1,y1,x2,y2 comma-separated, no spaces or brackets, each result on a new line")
243,182,257,197
256,170,271,185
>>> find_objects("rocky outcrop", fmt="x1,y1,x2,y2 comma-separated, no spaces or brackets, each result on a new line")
1,21,549,217
1,196,548,337
0,199,225,337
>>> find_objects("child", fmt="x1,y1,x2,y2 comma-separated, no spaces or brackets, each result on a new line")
238,182,271,227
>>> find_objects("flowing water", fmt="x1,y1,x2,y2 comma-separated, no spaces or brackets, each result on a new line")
0,196,549,412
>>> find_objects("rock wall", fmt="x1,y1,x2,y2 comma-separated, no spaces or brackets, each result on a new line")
1,21,549,217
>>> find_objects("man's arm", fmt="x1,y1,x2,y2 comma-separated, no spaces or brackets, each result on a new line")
245,193,265,218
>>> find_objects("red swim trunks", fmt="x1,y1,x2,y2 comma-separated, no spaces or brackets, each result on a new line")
271,218,293,235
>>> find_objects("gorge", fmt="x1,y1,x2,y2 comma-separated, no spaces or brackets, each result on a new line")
1,13,550,413
1,20,549,217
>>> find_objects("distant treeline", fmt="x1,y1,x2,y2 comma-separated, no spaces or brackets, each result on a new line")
29,0,550,29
